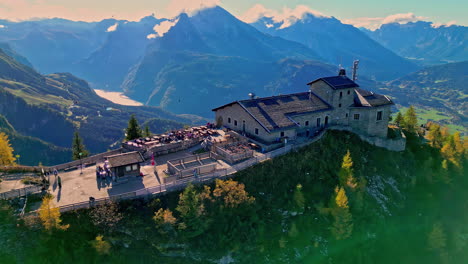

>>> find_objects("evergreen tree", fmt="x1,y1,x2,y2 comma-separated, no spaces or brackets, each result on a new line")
403,106,418,133
0,132,15,166
72,131,89,160
143,124,151,137
176,184,209,238
293,184,306,212
125,114,142,141
394,112,404,127
38,194,69,231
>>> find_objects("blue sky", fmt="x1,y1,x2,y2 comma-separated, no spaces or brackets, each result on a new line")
0,0,465,29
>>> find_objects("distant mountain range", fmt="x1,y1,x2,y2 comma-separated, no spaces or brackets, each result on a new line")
0,48,201,165
364,21,468,65
0,6,466,121
250,14,418,81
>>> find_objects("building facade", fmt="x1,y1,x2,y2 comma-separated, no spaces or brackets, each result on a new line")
213,72,393,144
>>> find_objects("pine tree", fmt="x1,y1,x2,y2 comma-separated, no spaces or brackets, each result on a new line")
0,132,16,166
72,131,89,160
176,184,209,238
125,114,142,141
394,112,404,127
293,184,306,212
38,194,69,231
143,124,151,137
403,106,418,133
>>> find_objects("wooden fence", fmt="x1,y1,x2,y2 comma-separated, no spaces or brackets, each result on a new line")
0,185,43,200
50,129,329,213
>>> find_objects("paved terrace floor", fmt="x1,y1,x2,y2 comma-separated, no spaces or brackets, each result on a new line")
48,149,198,207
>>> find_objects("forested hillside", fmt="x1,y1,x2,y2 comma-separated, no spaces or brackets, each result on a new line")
0,48,201,165
1,128,465,263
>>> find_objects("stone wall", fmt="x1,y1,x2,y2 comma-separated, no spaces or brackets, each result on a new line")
329,125,406,151
51,148,123,171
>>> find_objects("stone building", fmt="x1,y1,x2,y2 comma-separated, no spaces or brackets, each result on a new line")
213,71,393,144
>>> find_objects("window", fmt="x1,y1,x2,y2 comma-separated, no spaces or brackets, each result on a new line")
354,114,360,120
234,120,238,126
317,118,321,127
255,128,259,135
228,117,231,123
125,165,131,172
347,90,351,95
377,111,383,121
305,121,309,126
346,113,348,118
340,91,343,98
280,132,285,137
132,164,138,171
339,103,342,108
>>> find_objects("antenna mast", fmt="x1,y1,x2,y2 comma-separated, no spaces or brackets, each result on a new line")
352,60,359,81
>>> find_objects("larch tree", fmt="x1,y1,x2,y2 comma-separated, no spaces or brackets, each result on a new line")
72,131,89,160
125,114,142,141
403,106,418,133
38,194,69,231
91,235,111,255
153,208,177,235
427,123,444,148
338,150,357,189
331,186,353,240
394,112,404,127
0,132,16,166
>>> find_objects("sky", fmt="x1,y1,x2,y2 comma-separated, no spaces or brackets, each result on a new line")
0,0,465,29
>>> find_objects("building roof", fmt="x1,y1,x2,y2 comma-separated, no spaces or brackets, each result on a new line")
213,92,331,132
307,76,359,89
106,151,144,168
354,88,394,107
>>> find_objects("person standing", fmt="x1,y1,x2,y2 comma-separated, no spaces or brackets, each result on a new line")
54,168,58,177
57,175,62,189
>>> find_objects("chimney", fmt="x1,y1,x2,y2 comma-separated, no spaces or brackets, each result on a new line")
338,65,346,76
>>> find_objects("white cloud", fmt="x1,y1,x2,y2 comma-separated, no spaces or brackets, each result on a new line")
0,25,5,28
240,4,329,29
165,0,220,18
146,33,157,39
343,13,428,30
432,20,457,28
106,23,118,32
146,18,179,39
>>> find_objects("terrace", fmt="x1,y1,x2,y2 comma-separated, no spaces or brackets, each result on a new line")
215,142,254,164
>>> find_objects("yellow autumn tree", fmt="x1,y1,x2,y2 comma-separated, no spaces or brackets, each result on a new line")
331,186,353,240
213,179,255,208
91,235,111,255
153,208,177,226
441,132,465,168
339,150,357,189
38,194,69,231
0,132,16,166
